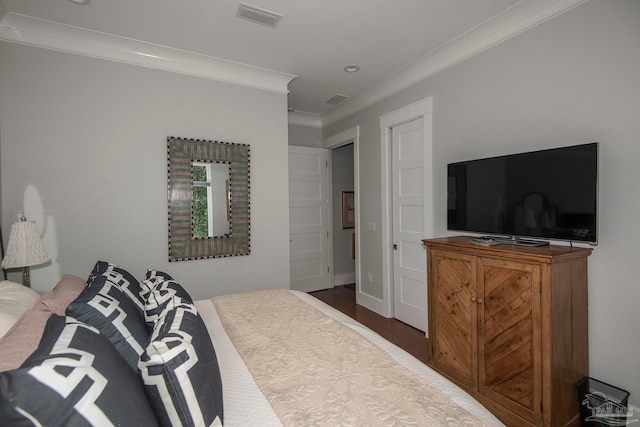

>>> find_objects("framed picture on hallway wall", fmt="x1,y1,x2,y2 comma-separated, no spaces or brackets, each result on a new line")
341,191,355,229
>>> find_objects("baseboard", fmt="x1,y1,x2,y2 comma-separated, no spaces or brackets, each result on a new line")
356,290,387,318
333,272,355,287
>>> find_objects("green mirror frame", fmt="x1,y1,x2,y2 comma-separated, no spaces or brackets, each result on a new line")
167,136,250,261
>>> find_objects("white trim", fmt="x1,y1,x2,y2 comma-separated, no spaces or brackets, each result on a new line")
323,126,361,300
377,98,433,320
0,13,295,93
324,143,336,290
322,0,589,126
288,111,323,128
323,126,358,150
379,99,433,130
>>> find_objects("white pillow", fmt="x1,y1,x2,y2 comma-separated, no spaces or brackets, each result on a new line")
0,281,40,338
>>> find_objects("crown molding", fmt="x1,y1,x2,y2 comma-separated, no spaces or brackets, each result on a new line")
287,111,322,128
0,13,296,94
0,0,590,126
322,0,590,126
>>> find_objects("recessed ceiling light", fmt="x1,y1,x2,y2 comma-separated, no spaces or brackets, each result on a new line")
68,0,90,4
343,65,360,73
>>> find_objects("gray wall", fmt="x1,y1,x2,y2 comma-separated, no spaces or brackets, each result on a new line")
288,123,323,148
0,42,291,300
324,0,640,407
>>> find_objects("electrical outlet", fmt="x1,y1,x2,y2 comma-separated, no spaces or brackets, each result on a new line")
367,272,373,283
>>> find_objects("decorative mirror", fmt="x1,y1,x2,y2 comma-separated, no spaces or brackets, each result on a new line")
168,136,250,261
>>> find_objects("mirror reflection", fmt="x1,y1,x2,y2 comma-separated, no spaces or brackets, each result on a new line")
193,162,230,237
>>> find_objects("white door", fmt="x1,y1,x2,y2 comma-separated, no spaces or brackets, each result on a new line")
289,146,331,292
392,118,428,331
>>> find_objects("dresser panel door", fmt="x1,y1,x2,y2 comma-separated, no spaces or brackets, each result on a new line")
430,250,477,389
478,257,542,424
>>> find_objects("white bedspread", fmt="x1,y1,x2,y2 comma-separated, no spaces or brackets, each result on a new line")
195,290,503,427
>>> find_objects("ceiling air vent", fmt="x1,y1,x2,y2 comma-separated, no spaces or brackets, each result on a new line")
325,94,349,105
236,3,282,28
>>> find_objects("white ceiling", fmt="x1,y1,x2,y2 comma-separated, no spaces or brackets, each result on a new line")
0,0,587,126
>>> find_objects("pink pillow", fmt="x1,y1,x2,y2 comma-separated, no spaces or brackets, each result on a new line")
40,274,87,315
0,275,86,372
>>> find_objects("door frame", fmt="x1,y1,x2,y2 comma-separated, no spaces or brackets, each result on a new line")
379,98,433,320
323,126,360,295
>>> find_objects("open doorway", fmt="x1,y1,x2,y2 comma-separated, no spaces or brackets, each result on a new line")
324,126,360,301
330,143,355,289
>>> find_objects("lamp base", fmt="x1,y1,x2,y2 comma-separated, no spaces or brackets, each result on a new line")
22,267,31,288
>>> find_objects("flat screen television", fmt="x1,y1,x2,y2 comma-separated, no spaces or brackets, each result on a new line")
447,142,598,246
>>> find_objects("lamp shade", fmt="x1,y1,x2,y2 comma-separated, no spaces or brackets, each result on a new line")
1,220,50,269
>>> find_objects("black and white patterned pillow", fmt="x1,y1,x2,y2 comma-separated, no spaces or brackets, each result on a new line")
0,315,159,427
142,270,193,325
91,260,147,309
139,276,223,427
144,269,193,302
66,274,149,371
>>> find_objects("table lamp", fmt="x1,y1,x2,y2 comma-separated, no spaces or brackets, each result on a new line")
1,217,50,287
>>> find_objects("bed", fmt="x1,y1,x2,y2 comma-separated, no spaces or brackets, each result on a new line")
0,261,504,426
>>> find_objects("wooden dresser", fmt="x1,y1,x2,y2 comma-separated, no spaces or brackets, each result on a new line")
423,236,592,426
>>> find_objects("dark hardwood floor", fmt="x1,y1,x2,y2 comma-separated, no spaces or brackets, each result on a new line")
309,284,430,365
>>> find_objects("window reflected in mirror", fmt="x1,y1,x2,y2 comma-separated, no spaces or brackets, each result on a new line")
193,162,230,237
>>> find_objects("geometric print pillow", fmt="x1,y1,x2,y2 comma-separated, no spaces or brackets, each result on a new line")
90,260,147,310
65,274,149,371
0,315,159,427
141,270,194,326
144,269,193,302
138,279,223,427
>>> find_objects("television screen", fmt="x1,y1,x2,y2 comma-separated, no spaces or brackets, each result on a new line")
447,142,598,244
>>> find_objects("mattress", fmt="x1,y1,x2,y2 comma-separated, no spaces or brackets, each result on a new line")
195,290,503,426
